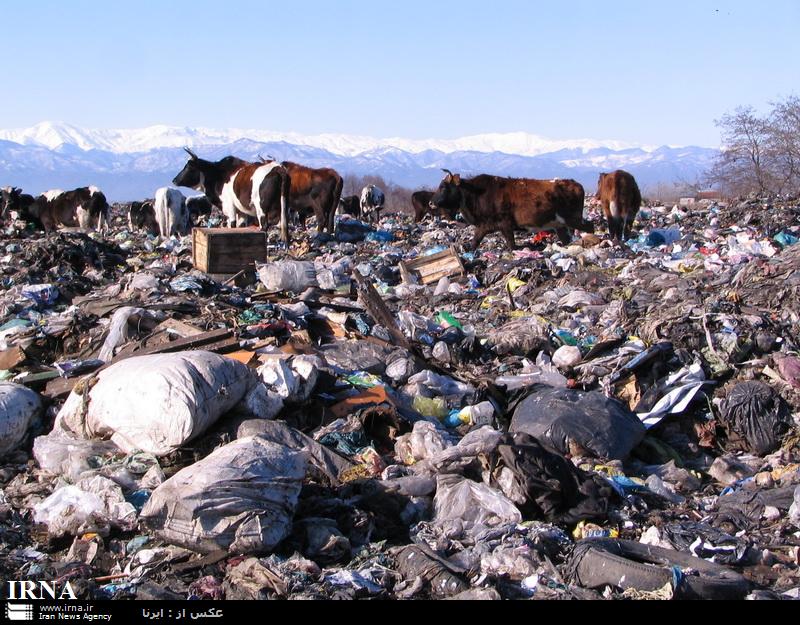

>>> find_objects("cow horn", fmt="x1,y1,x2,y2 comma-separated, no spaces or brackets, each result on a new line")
441,169,453,176
184,147,198,159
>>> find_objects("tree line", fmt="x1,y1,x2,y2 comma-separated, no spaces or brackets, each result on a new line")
341,173,422,216
707,95,800,198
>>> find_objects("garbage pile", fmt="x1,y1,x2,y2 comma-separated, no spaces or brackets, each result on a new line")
1,199,800,601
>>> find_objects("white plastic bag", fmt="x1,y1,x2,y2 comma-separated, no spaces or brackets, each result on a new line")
98,306,165,362
258,260,317,292
33,428,120,481
395,421,453,465
0,383,42,457
56,351,270,456
33,476,137,537
140,436,307,554
433,474,522,538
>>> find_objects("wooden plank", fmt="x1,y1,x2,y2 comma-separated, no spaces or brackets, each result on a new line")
224,350,256,365
0,346,26,370
43,328,238,399
352,271,410,349
400,246,464,285
155,318,205,337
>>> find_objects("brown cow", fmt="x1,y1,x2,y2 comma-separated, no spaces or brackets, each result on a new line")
281,161,343,234
429,170,592,250
596,169,641,240
412,190,434,222
412,189,460,222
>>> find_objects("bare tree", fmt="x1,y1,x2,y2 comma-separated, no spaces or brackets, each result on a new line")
767,95,800,195
707,96,800,197
340,173,416,215
708,106,772,196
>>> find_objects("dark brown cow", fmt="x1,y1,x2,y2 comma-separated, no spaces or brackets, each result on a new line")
596,170,642,240
412,189,459,222
430,170,592,250
412,190,435,222
281,161,343,234
186,195,214,225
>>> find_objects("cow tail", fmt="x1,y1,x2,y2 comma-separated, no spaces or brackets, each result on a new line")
279,169,290,246
330,175,343,233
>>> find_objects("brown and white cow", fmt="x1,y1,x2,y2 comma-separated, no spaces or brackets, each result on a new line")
22,186,109,233
596,169,642,240
128,199,158,235
429,170,593,250
172,148,290,244
281,161,343,234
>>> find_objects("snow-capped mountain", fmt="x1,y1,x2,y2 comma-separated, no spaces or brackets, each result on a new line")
0,122,718,201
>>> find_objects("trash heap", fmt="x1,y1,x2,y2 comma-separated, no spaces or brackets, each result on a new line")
1,198,800,601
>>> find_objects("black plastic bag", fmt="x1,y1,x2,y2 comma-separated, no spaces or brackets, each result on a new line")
509,385,646,460
719,381,792,455
491,433,616,526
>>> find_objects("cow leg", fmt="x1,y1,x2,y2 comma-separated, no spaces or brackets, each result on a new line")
501,224,517,250
314,204,326,234
622,214,633,240
556,227,572,245
469,224,492,251
609,217,621,241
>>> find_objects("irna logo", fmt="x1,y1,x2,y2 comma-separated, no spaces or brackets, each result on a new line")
6,581,77,600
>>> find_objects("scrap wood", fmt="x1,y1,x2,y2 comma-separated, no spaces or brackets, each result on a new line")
0,345,26,370
352,271,410,349
43,328,237,399
399,246,465,285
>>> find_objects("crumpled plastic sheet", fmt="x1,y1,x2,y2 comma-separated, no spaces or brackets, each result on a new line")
636,363,708,429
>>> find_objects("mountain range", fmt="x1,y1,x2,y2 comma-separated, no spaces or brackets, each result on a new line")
0,122,718,201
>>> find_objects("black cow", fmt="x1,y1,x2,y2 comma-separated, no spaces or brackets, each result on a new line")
1,187,37,224
186,195,214,225
338,195,360,218
128,200,158,234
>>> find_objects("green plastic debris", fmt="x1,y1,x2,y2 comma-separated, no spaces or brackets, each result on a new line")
412,396,448,419
346,371,382,388
436,311,463,330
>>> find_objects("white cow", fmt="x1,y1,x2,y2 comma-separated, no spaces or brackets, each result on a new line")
153,187,188,237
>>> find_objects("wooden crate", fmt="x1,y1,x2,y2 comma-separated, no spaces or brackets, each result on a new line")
399,246,465,285
192,228,267,274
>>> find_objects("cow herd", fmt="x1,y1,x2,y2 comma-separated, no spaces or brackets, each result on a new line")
1,150,643,250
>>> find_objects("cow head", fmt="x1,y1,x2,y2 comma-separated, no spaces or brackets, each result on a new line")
0,187,18,217
86,188,110,231
430,169,464,213
597,173,607,194
172,147,207,191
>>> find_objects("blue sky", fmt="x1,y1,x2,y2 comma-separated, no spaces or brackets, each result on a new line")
1,0,797,146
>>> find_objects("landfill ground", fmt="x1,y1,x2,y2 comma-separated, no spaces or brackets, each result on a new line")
1,197,800,601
